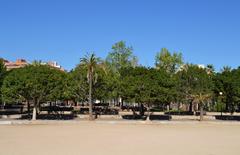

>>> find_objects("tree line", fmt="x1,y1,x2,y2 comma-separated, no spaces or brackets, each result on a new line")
0,41,240,120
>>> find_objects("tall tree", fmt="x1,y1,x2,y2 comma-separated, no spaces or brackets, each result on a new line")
1,64,66,120
214,66,240,113
80,53,100,120
121,66,176,119
155,48,183,74
177,64,213,121
106,41,138,105
106,41,137,71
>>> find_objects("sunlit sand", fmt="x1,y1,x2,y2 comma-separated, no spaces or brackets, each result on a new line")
0,121,239,155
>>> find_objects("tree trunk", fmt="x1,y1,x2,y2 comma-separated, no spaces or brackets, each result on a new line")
225,98,229,112
200,104,204,121
49,102,52,114
189,100,193,112
32,106,37,121
74,101,77,106
146,103,151,122
89,73,93,120
139,103,144,116
230,102,234,115
178,102,180,111
27,100,30,119
32,98,37,121
120,98,123,109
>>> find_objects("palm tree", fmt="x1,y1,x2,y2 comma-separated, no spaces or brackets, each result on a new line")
80,53,99,120
192,93,212,121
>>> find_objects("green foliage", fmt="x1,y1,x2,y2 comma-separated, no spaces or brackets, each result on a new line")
0,58,6,79
65,65,88,102
46,68,67,101
66,54,110,103
80,53,108,120
155,48,183,73
1,68,25,103
0,59,7,103
121,66,176,106
1,44,240,115
177,64,214,105
105,41,138,103
1,64,66,104
213,102,226,112
106,41,137,72
214,66,240,112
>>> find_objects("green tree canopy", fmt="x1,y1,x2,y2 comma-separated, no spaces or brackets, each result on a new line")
214,66,240,113
105,41,138,104
65,66,88,103
1,64,66,120
177,64,214,120
155,48,183,74
121,66,176,108
106,41,138,72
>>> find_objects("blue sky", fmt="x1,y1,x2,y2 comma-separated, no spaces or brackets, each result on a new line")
0,0,240,71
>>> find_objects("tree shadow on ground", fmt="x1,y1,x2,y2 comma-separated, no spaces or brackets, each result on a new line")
215,115,240,121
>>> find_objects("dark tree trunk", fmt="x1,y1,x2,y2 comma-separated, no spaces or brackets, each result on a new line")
27,100,30,119
189,100,193,112
89,73,93,120
178,102,181,111
120,98,124,109
49,102,52,114
139,103,145,116
230,102,234,115
226,98,229,112
200,104,204,121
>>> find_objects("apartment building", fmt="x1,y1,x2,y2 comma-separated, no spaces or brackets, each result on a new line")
2,59,65,71
3,59,28,71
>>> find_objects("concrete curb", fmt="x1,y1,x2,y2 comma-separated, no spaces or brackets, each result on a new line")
1,119,240,126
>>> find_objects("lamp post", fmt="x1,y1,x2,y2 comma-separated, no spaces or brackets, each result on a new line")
219,92,223,116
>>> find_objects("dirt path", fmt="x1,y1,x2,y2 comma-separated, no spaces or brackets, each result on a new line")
0,121,240,155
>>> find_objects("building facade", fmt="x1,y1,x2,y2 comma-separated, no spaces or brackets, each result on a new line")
3,59,28,71
2,59,65,71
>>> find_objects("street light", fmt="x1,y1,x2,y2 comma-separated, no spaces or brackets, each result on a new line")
219,92,223,116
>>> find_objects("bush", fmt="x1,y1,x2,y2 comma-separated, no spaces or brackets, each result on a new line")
150,107,164,112
213,102,226,112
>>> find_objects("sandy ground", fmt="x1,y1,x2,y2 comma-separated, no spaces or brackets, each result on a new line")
0,121,240,155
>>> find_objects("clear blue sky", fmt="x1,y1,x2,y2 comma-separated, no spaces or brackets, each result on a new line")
0,0,240,71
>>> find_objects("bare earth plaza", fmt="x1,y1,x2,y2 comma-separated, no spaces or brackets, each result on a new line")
0,121,240,155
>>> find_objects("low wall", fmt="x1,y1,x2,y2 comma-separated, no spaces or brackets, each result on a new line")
1,112,240,121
